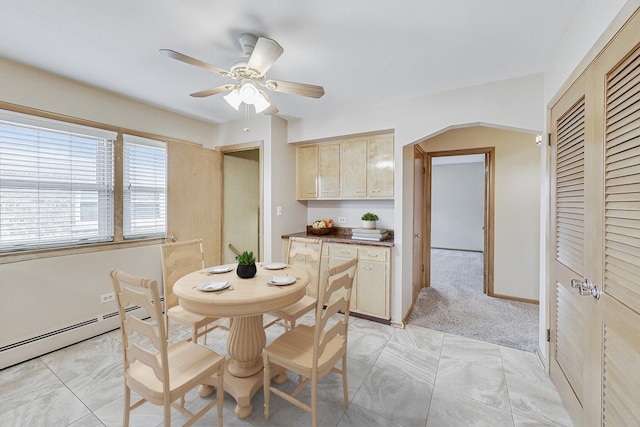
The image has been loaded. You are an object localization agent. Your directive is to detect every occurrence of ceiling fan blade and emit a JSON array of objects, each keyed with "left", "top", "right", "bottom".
[
  {"left": 190, "top": 84, "right": 236, "bottom": 98},
  {"left": 160, "top": 49, "right": 231, "bottom": 77},
  {"left": 265, "top": 79, "right": 325, "bottom": 98},
  {"left": 263, "top": 104, "right": 279, "bottom": 115},
  {"left": 246, "top": 37, "right": 284, "bottom": 76},
  {"left": 260, "top": 91, "right": 279, "bottom": 115}
]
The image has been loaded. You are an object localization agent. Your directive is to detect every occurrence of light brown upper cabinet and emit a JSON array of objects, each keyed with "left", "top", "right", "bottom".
[
  {"left": 296, "top": 134, "right": 394, "bottom": 200},
  {"left": 366, "top": 135, "right": 394, "bottom": 198},
  {"left": 341, "top": 138, "right": 368, "bottom": 198},
  {"left": 296, "top": 145, "right": 319, "bottom": 199},
  {"left": 318, "top": 143, "right": 341, "bottom": 198}
]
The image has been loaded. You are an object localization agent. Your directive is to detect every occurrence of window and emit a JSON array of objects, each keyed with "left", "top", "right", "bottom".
[
  {"left": 0, "top": 111, "right": 115, "bottom": 252},
  {"left": 123, "top": 135, "right": 167, "bottom": 239}
]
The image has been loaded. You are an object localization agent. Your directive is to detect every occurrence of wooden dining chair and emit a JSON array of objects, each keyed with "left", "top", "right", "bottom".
[
  {"left": 264, "top": 237, "right": 324, "bottom": 331},
  {"left": 263, "top": 257, "right": 358, "bottom": 427},
  {"left": 160, "top": 239, "right": 226, "bottom": 343},
  {"left": 110, "top": 269, "right": 224, "bottom": 427}
]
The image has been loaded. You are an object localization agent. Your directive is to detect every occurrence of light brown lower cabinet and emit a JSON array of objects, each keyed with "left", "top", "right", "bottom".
[{"left": 282, "top": 239, "right": 391, "bottom": 320}]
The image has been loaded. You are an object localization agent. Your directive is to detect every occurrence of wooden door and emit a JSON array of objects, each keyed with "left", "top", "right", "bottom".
[
  {"left": 595, "top": 21, "right": 640, "bottom": 426},
  {"left": 167, "top": 141, "right": 222, "bottom": 266},
  {"left": 549, "top": 77, "right": 590, "bottom": 423},
  {"left": 549, "top": 9, "right": 640, "bottom": 426},
  {"left": 413, "top": 146, "right": 425, "bottom": 300}
]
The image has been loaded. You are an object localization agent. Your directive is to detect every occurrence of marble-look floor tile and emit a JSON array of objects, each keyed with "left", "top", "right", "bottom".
[
  {"left": 513, "top": 413, "right": 567, "bottom": 427},
  {"left": 316, "top": 356, "right": 373, "bottom": 403},
  {"left": 40, "top": 334, "right": 122, "bottom": 383},
  {"left": 351, "top": 365, "right": 432, "bottom": 427},
  {"left": 246, "top": 379, "right": 294, "bottom": 425},
  {"left": 374, "top": 335, "right": 439, "bottom": 384},
  {"left": 440, "top": 334, "right": 503, "bottom": 369},
  {"left": 506, "top": 374, "right": 573, "bottom": 426},
  {"left": 349, "top": 316, "right": 395, "bottom": 340},
  {"left": 0, "top": 359, "right": 62, "bottom": 413},
  {"left": 500, "top": 346, "right": 552, "bottom": 386},
  {"left": 68, "top": 413, "right": 107, "bottom": 427},
  {"left": 93, "top": 394, "right": 166, "bottom": 427},
  {"left": 65, "top": 359, "right": 124, "bottom": 411},
  {"left": 252, "top": 386, "right": 347, "bottom": 427},
  {"left": 337, "top": 402, "right": 407, "bottom": 427},
  {"left": 426, "top": 388, "right": 514, "bottom": 427},
  {"left": 4, "top": 319, "right": 577, "bottom": 427},
  {"left": 435, "top": 355, "right": 511, "bottom": 411},
  {"left": 4, "top": 381, "right": 91, "bottom": 427},
  {"left": 346, "top": 329, "right": 389, "bottom": 365},
  {"left": 395, "top": 325, "right": 445, "bottom": 354}
]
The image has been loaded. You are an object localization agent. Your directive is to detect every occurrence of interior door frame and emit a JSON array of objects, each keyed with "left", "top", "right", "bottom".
[
  {"left": 424, "top": 147, "right": 495, "bottom": 295},
  {"left": 218, "top": 141, "right": 264, "bottom": 263},
  {"left": 413, "top": 145, "right": 426, "bottom": 300}
]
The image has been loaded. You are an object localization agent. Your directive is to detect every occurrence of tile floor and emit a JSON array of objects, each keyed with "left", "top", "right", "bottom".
[{"left": 0, "top": 313, "right": 573, "bottom": 427}]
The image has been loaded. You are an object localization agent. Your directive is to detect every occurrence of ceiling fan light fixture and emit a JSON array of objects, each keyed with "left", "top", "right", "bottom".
[
  {"left": 239, "top": 82, "right": 260, "bottom": 104},
  {"left": 223, "top": 88, "right": 242, "bottom": 110},
  {"left": 253, "top": 91, "right": 271, "bottom": 113}
]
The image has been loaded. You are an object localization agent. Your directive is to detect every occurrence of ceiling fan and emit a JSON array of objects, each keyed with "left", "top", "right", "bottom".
[{"left": 160, "top": 33, "right": 325, "bottom": 115}]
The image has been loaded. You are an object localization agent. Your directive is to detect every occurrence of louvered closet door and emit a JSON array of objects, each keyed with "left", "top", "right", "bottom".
[
  {"left": 549, "top": 80, "right": 592, "bottom": 424},
  {"left": 549, "top": 9, "right": 640, "bottom": 427},
  {"left": 597, "top": 36, "right": 640, "bottom": 427}
]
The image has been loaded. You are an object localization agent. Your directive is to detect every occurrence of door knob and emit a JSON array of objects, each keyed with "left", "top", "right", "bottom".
[
  {"left": 414, "top": 233, "right": 421, "bottom": 238},
  {"left": 571, "top": 278, "right": 601, "bottom": 300}
]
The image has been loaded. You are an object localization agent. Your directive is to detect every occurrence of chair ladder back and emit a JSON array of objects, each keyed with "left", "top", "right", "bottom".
[
  {"left": 111, "top": 269, "right": 170, "bottom": 384},
  {"left": 160, "top": 239, "right": 205, "bottom": 310},
  {"left": 313, "top": 258, "right": 357, "bottom": 362}
]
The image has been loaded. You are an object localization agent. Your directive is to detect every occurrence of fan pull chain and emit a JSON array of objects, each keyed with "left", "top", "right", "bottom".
[{"left": 243, "top": 103, "right": 250, "bottom": 132}]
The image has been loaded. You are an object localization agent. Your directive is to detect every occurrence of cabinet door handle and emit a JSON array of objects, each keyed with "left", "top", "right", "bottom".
[
  {"left": 362, "top": 266, "right": 373, "bottom": 271},
  {"left": 341, "top": 250, "right": 350, "bottom": 255},
  {"left": 368, "top": 253, "right": 378, "bottom": 258}
]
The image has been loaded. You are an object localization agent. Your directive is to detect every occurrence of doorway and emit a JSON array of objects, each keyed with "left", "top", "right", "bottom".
[
  {"left": 425, "top": 148, "right": 494, "bottom": 295},
  {"left": 222, "top": 147, "right": 261, "bottom": 264}
]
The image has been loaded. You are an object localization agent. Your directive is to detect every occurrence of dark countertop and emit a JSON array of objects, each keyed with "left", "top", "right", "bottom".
[{"left": 281, "top": 227, "right": 394, "bottom": 247}]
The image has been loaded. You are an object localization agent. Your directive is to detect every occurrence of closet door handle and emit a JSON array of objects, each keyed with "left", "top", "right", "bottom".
[{"left": 571, "top": 278, "right": 601, "bottom": 300}]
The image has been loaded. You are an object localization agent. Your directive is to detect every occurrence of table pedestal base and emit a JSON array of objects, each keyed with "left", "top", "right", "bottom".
[{"left": 199, "top": 360, "right": 288, "bottom": 419}]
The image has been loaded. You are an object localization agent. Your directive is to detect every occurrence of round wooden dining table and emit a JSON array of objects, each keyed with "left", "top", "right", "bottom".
[{"left": 173, "top": 263, "right": 309, "bottom": 418}]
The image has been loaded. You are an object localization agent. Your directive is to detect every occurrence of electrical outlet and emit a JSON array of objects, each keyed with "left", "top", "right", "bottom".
[
  {"left": 338, "top": 216, "right": 347, "bottom": 224},
  {"left": 100, "top": 292, "right": 115, "bottom": 304},
  {"left": 276, "top": 206, "right": 282, "bottom": 216}
]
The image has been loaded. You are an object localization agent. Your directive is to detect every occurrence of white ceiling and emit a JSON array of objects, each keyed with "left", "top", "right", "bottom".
[{"left": 0, "top": 0, "right": 584, "bottom": 124}]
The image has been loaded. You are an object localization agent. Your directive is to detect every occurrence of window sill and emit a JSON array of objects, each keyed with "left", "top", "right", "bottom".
[{"left": 0, "top": 237, "right": 166, "bottom": 265}]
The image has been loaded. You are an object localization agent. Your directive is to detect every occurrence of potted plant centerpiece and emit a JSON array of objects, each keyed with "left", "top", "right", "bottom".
[
  {"left": 236, "top": 250, "right": 257, "bottom": 279},
  {"left": 361, "top": 212, "right": 379, "bottom": 229}
]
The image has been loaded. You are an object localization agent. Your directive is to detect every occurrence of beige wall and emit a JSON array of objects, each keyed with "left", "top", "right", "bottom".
[
  {"left": 0, "top": 57, "right": 219, "bottom": 369},
  {"left": 214, "top": 116, "right": 308, "bottom": 263},
  {"left": 421, "top": 126, "right": 541, "bottom": 301}
]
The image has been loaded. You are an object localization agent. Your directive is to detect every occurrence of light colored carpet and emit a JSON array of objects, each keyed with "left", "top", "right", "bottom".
[{"left": 408, "top": 249, "right": 539, "bottom": 353}]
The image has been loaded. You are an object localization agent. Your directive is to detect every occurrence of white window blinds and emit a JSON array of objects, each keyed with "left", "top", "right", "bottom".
[
  {"left": 122, "top": 134, "right": 167, "bottom": 239},
  {"left": 0, "top": 110, "right": 116, "bottom": 252}
]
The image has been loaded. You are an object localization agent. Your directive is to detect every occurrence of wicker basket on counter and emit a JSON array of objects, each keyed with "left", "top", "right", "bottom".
[{"left": 306, "top": 225, "right": 334, "bottom": 235}]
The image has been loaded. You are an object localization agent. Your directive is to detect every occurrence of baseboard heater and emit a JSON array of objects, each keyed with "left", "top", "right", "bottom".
[{"left": 0, "top": 305, "right": 144, "bottom": 370}]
